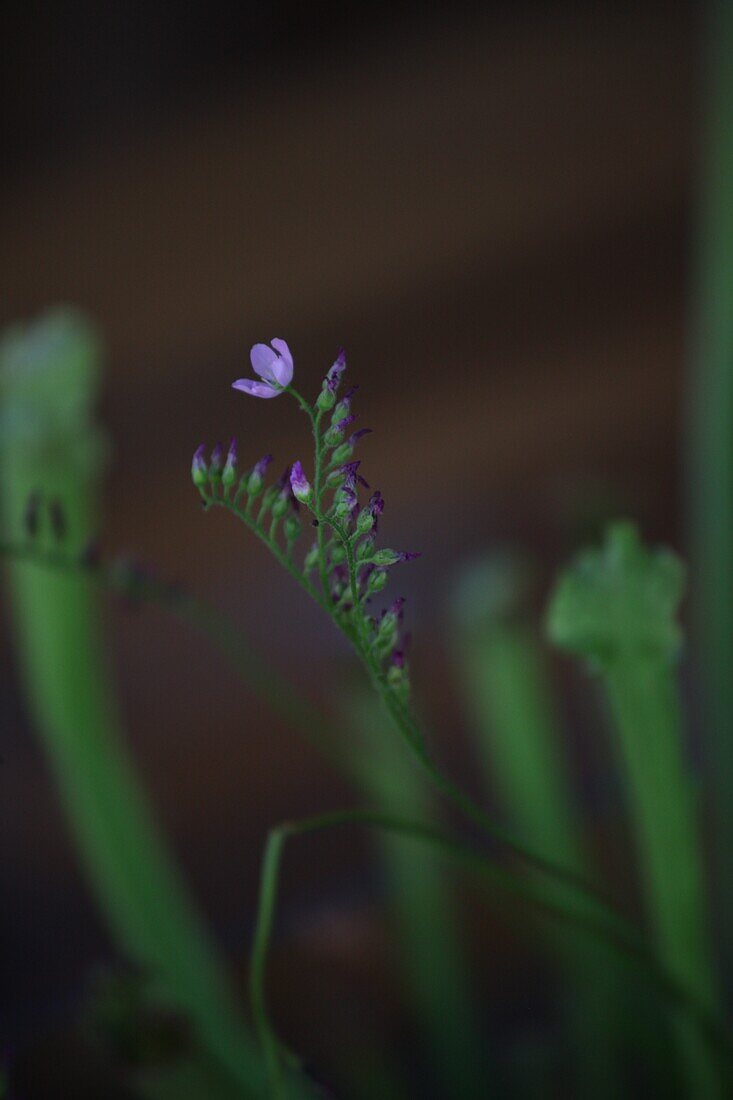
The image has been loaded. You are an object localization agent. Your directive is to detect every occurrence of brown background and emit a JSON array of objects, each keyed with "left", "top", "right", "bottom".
[{"left": 1, "top": 0, "right": 699, "bottom": 1077}]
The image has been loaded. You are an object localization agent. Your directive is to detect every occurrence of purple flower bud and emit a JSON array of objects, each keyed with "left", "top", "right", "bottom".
[
  {"left": 335, "top": 413, "right": 356, "bottom": 433},
  {"left": 290, "top": 460, "right": 312, "bottom": 503},
  {"left": 246, "top": 453, "right": 273, "bottom": 496},
  {"left": 368, "top": 490, "right": 384, "bottom": 518},
  {"left": 344, "top": 385, "right": 359, "bottom": 401},
  {"left": 222, "top": 438, "right": 238, "bottom": 487},
  {"left": 326, "top": 348, "right": 347, "bottom": 393},
  {"left": 391, "top": 649, "right": 406, "bottom": 670},
  {"left": 340, "top": 460, "right": 369, "bottom": 490},
  {"left": 349, "top": 428, "right": 372, "bottom": 446},
  {"left": 398, "top": 552, "right": 422, "bottom": 563},
  {"left": 210, "top": 442, "right": 224, "bottom": 477},
  {"left": 254, "top": 454, "right": 273, "bottom": 479},
  {"left": 191, "top": 444, "right": 208, "bottom": 488},
  {"left": 388, "top": 596, "right": 406, "bottom": 620}
]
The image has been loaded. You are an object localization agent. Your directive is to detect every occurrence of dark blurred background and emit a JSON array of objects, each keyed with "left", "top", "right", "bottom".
[{"left": 1, "top": 0, "right": 700, "bottom": 1089}]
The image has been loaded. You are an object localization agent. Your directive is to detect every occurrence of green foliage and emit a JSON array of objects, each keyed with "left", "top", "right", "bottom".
[{"left": 546, "top": 521, "right": 685, "bottom": 670}]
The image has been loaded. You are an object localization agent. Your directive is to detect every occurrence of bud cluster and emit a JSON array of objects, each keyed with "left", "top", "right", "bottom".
[{"left": 194, "top": 339, "right": 422, "bottom": 704}]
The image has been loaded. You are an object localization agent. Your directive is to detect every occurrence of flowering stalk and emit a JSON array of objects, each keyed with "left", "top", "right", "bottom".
[
  {"left": 203, "top": 346, "right": 677, "bottom": 916},
  {"left": 200, "top": 342, "right": 733, "bottom": 1091}
]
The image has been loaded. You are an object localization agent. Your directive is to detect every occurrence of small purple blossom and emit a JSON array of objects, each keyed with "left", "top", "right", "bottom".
[
  {"left": 232, "top": 339, "right": 294, "bottom": 398},
  {"left": 367, "top": 490, "right": 384, "bottom": 520},
  {"left": 349, "top": 427, "right": 372, "bottom": 446},
  {"left": 326, "top": 348, "right": 347, "bottom": 393},
  {"left": 391, "top": 649, "right": 406, "bottom": 670},
  {"left": 398, "top": 551, "right": 422, "bottom": 563},
  {"left": 340, "top": 460, "right": 370, "bottom": 490},
  {"left": 290, "top": 460, "right": 312, "bottom": 503},
  {"left": 335, "top": 413, "right": 356, "bottom": 433}
]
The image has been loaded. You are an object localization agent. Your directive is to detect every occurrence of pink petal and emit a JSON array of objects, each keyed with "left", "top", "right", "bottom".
[
  {"left": 250, "top": 343, "right": 279, "bottom": 383},
  {"left": 232, "top": 378, "right": 281, "bottom": 398}
]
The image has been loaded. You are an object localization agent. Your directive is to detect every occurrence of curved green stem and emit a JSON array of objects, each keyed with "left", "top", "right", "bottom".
[{"left": 249, "top": 809, "right": 733, "bottom": 1098}]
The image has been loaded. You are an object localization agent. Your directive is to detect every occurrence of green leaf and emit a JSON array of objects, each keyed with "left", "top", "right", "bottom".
[{"left": 546, "top": 521, "right": 685, "bottom": 669}]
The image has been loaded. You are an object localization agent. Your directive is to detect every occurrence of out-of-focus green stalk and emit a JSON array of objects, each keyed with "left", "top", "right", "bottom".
[
  {"left": 0, "top": 312, "right": 264, "bottom": 1095},
  {"left": 451, "top": 556, "right": 619, "bottom": 1095},
  {"left": 604, "top": 661, "right": 721, "bottom": 1095},
  {"left": 347, "top": 695, "right": 486, "bottom": 1099},
  {"left": 548, "top": 523, "right": 722, "bottom": 1096},
  {"left": 689, "top": 0, "right": 733, "bottom": 968}
]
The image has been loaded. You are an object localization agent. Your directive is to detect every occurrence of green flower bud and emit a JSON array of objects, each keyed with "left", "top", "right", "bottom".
[
  {"left": 330, "top": 442, "right": 354, "bottom": 466},
  {"left": 356, "top": 509, "right": 374, "bottom": 535},
  {"left": 316, "top": 385, "right": 337, "bottom": 412},
  {"left": 284, "top": 513, "right": 301, "bottom": 543},
  {"left": 373, "top": 549, "right": 400, "bottom": 566}
]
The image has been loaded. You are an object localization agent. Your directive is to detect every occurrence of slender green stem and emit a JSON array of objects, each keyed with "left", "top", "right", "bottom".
[
  {"left": 0, "top": 539, "right": 348, "bottom": 774},
  {"left": 250, "top": 828, "right": 288, "bottom": 1100},
  {"left": 249, "top": 808, "right": 733, "bottom": 1098},
  {"left": 689, "top": 0, "right": 733, "bottom": 970},
  {"left": 288, "top": 385, "right": 332, "bottom": 605},
  {"left": 604, "top": 660, "right": 723, "bottom": 1095}
]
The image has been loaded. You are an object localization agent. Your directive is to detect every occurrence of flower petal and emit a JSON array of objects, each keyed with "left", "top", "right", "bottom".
[
  {"left": 250, "top": 343, "right": 279, "bottom": 383},
  {"left": 269, "top": 339, "right": 293, "bottom": 386},
  {"left": 232, "top": 378, "right": 281, "bottom": 398}
]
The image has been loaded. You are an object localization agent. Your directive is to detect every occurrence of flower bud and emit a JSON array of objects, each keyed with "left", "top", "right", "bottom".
[
  {"left": 323, "top": 425, "right": 345, "bottom": 448},
  {"left": 290, "top": 461, "right": 312, "bottom": 504},
  {"left": 209, "top": 442, "right": 224, "bottom": 481},
  {"left": 356, "top": 534, "right": 375, "bottom": 561},
  {"left": 331, "top": 399, "right": 351, "bottom": 424},
  {"left": 356, "top": 509, "right": 375, "bottom": 535},
  {"left": 330, "top": 543, "right": 346, "bottom": 564},
  {"left": 330, "top": 441, "right": 354, "bottom": 466},
  {"left": 191, "top": 444, "right": 208, "bottom": 488},
  {"left": 284, "top": 513, "right": 301, "bottom": 543},
  {"left": 366, "top": 567, "right": 388, "bottom": 595},
  {"left": 304, "top": 541, "right": 320, "bottom": 572},
  {"left": 247, "top": 453, "right": 273, "bottom": 497},
  {"left": 373, "top": 548, "right": 400, "bottom": 566},
  {"left": 222, "top": 438, "right": 238, "bottom": 488},
  {"left": 271, "top": 494, "right": 289, "bottom": 519},
  {"left": 316, "top": 385, "right": 337, "bottom": 411}
]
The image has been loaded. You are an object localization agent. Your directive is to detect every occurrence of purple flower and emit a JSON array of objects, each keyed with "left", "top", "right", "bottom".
[
  {"left": 326, "top": 348, "right": 347, "bottom": 393},
  {"left": 232, "top": 339, "right": 294, "bottom": 399},
  {"left": 290, "top": 460, "right": 312, "bottom": 503},
  {"left": 349, "top": 427, "right": 372, "bottom": 446},
  {"left": 367, "top": 490, "right": 384, "bottom": 520},
  {"left": 335, "top": 413, "right": 356, "bottom": 433},
  {"left": 340, "top": 460, "right": 370, "bottom": 490}
]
